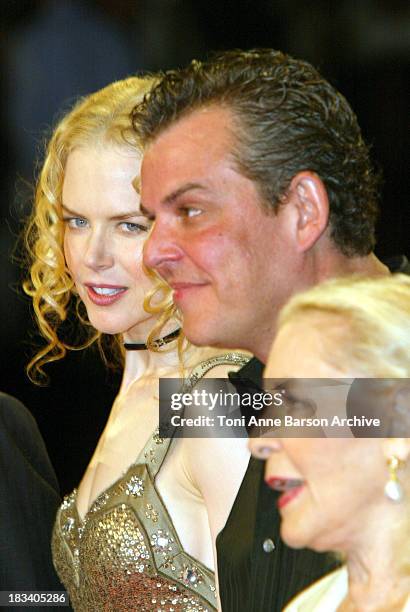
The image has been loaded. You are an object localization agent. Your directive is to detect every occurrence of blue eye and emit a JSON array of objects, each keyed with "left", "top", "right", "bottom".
[
  {"left": 63, "top": 217, "right": 88, "bottom": 229},
  {"left": 120, "top": 222, "right": 149, "bottom": 233}
]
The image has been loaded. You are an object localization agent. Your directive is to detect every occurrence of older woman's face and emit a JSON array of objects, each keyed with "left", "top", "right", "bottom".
[
  {"left": 62, "top": 145, "right": 153, "bottom": 340},
  {"left": 252, "top": 436, "right": 386, "bottom": 552},
  {"left": 249, "top": 317, "right": 388, "bottom": 552}
]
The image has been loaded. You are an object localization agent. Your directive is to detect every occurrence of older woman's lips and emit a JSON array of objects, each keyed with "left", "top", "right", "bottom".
[{"left": 266, "top": 477, "right": 305, "bottom": 509}]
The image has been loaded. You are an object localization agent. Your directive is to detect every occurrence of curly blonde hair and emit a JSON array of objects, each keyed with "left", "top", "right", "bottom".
[{"left": 23, "top": 76, "right": 177, "bottom": 383}]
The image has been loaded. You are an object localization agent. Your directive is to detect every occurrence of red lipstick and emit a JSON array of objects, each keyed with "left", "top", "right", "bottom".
[
  {"left": 277, "top": 486, "right": 304, "bottom": 509},
  {"left": 266, "top": 477, "right": 305, "bottom": 509}
]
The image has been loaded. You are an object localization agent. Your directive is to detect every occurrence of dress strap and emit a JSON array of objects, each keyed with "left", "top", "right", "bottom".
[
  {"left": 139, "top": 352, "right": 249, "bottom": 479},
  {"left": 182, "top": 353, "right": 250, "bottom": 393}
]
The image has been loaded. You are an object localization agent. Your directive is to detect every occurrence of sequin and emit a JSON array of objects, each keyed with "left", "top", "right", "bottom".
[
  {"left": 62, "top": 516, "right": 75, "bottom": 534},
  {"left": 151, "top": 530, "right": 174, "bottom": 554},
  {"left": 89, "top": 491, "right": 109, "bottom": 513},
  {"left": 180, "top": 565, "right": 203, "bottom": 587},
  {"left": 153, "top": 430, "right": 164, "bottom": 445},
  {"left": 145, "top": 503, "right": 159, "bottom": 523},
  {"left": 124, "top": 475, "right": 144, "bottom": 497}
]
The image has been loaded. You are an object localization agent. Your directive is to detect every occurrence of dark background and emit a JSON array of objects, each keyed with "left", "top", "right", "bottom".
[{"left": 1, "top": 0, "right": 409, "bottom": 495}]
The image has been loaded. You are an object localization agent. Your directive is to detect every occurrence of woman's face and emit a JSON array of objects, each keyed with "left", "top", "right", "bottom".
[
  {"left": 249, "top": 317, "right": 387, "bottom": 552},
  {"left": 62, "top": 145, "right": 153, "bottom": 340}
]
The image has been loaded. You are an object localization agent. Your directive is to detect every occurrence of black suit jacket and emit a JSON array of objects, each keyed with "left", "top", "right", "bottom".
[{"left": 0, "top": 392, "right": 62, "bottom": 592}]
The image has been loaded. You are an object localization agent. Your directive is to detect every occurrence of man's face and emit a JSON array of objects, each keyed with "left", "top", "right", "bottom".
[{"left": 141, "top": 106, "right": 295, "bottom": 357}]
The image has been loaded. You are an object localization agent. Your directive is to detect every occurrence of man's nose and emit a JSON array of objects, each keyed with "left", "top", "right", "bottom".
[
  {"left": 84, "top": 231, "right": 114, "bottom": 271},
  {"left": 143, "top": 221, "right": 183, "bottom": 273}
]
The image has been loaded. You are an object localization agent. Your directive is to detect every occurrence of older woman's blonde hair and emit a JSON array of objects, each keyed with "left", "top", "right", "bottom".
[
  {"left": 278, "top": 273, "right": 410, "bottom": 378},
  {"left": 23, "top": 76, "right": 177, "bottom": 383}
]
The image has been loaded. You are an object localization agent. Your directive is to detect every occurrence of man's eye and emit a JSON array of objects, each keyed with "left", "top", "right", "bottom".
[
  {"left": 179, "top": 207, "right": 202, "bottom": 218},
  {"left": 63, "top": 217, "right": 88, "bottom": 229},
  {"left": 120, "top": 222, "right": 149, "bottom": 233}
]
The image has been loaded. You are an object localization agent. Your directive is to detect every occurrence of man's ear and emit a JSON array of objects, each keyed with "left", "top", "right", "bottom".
[{"left": 286, "top": 171, "right": 330, "bottom": 252}]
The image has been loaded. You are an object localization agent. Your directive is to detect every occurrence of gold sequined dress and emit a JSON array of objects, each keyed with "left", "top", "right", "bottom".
[{"left": 52, "top": 354, "right": 248, "bottom": 611}]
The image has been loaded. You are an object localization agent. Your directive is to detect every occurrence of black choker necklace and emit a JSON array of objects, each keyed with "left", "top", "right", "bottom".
[{"left": 123, "top": 328, "right": 180, "bottom": 351}]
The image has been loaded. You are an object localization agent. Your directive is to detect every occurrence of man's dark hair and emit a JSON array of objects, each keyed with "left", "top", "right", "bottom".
[{"left": 132, "top": 49, "right": 379, "bottom": 256}]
